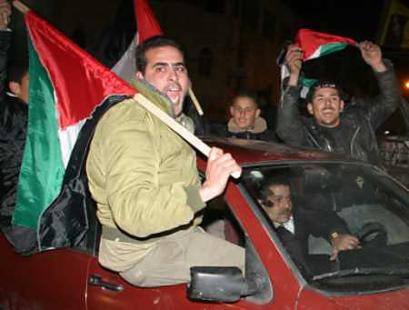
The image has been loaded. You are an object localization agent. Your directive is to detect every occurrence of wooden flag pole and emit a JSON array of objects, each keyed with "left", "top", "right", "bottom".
[
  {"left": 188, "top": 87, "right": 204, "bottom": 116},
  {"left": 135, "top": 93, "right": 210, "bottom": 155},
  {"left": 12, "top": 0, "right": 30, "bottom": 14},
  {"left": 134, "top": 93, "right": 240, "bottom": 178},
  {"left": 12, "top": 0, "right": 239, "bottom": 179}
]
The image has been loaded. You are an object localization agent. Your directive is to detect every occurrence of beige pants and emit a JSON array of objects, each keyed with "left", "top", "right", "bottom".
[{"left": 115, "top": 226, "right": 245, "bottom": 287}]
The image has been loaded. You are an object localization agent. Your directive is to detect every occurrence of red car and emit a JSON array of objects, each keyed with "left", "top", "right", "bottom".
[{"left": 2, "top": 138, "right": 409, "bottom": 309}]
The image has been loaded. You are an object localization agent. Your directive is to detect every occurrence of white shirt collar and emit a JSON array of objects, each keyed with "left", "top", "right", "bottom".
[{"left": 274, "top": 216, "right": 295, "bottom": 234}]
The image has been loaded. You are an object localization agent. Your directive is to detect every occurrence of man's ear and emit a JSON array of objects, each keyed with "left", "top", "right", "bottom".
[
  {"left": 9, "top": 81, "right": 21, "bottom": 96},
  {"left": 136, "top": 71, "right": 144, "bottom": 80},
  {"left": 255, "top": 108, "right": 261, "bottom": 118},
  {"left": 257, "top": 199, "right": 265, "bottom": 207},
  {"left": 229, "top": 105, "right": 235, "bottom": 117},
  {"left": 340, "top": 100, "right": 345, "bottom": 112},
  {"left": 307, "top": 103, "right": 314, "bottom": 115}
]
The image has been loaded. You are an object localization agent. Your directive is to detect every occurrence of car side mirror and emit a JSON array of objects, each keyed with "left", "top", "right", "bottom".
[
  {"left": 187, "top": 266, "right": 256, "bottom": 303},
  {"left": 187, "top": 235, "right": 273, "bottom": 304}
]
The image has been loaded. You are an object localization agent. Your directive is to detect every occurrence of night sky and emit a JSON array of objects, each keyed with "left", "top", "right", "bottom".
[{"left": 286, "top": 0, "right": 386, "bottom": 41}]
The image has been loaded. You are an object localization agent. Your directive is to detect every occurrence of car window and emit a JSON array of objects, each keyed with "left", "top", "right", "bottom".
[
  {"left": 199, "top": 193, "right": 272, "bottom": 304},
  {"left": 200, "top": 196, "right": 244, "bottom": 246},
  {"left": 242, "top": 162, "right": 409, "bottom": 293}
]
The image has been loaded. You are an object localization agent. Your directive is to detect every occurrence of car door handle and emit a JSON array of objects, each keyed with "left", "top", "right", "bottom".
[{"left": 89, "top": 274, "right": 124, "bottom": 292}]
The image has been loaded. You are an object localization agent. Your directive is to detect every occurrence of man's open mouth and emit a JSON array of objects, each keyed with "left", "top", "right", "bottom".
[{"left": 165, "top": 85, "right": 182, "bottom": 103}]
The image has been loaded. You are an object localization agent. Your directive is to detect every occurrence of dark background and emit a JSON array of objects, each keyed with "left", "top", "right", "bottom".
[{"left": 9, "top": 0, "right": 409, "bottom": 121}]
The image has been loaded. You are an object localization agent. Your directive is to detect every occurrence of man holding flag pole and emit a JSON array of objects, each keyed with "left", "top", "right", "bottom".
[
  {"left": 86, "top": 35, "right": 244, "bottom": 287},
  {"left": 277, "top": 30, "right": 401, "bottom": 165},
  {"left": 9, "top": 0, "right": 244, "bottom": 286},
  {"left": 89, "top": 0, "right": 244, "bottom": 287}
]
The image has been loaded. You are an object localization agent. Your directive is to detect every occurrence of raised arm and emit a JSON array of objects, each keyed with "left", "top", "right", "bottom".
[
  {"left": 276, "top": 45, "right": 308, "bottom": 146},
  {"left": 358, "top": 41, "right": 401, "bottom": 128}
]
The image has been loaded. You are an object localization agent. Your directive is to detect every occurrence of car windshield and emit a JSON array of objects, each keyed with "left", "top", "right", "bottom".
[{"left": 242, "top": 162, "right": 409, "bottom": 292}]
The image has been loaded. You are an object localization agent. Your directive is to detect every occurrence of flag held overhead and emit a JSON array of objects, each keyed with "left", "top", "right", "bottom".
[
  {"left": 278, "top": 29, "right": 358, "bottom": 99},
  {"left": 295, "top": 28, "right": 357, "bottom": 61}
]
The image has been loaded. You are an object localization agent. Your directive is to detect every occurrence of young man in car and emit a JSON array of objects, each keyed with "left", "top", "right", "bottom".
[
  {"left": 276, "top": 41, "right": 401, "bottom": 165},
  {"left": 86, "top": 36, "right": 244, "bottom": 287},
  {"left": 258, "top": 177, "right": 359, "bottom": 268}
]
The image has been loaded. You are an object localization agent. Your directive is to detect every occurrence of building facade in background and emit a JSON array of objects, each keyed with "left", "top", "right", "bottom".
[
  {"left": 11, "top": 0, "right": 299, "bottom": 122},
  {"left": 152, "top": 0, "right": 299, "bottom": 120}
]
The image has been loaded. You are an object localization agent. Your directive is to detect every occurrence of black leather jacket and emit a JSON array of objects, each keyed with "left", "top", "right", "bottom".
[
  {"left": 0, "top": 31, "right": 28, "bottom": 226},
  {"left": 276, "top": 61, "right": 401, "bottom": 165}
]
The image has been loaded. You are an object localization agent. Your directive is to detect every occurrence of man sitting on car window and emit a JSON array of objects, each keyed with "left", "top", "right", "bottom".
[
  {"left": 258, "top": 177, "right": 360, "bottom": 271},
  {"left": 86, "top": 36, "right": 244, "bottom": 287}
]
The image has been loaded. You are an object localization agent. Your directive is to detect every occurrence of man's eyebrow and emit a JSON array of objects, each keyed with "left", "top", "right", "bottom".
[
  {"left": 172, "top": 62, "right": 186, "bottom": 67},
  {"left": 152, "top": 62, "right": 169, "bottom": 67},
  {"left": 151, "top": 62, "right": 186, "bottom": 68}
]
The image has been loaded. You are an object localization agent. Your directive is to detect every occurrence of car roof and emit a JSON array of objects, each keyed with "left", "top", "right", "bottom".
[{"left": 201, "top": 137, "right": 353, "bottom": 166}]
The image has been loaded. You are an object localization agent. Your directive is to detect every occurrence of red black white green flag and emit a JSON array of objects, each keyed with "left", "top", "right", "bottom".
[
  {"left": 112, "top": 0, "right": 163, "bottom": 81},
  {"left": 13, "top": 10, "right": 135, "bottom": 231},
  {"left": 280, "top": 29, "right": 357, "bottom": 96},
  {"left": 295, "top": 28, "right": 357, "bottom": 61}
]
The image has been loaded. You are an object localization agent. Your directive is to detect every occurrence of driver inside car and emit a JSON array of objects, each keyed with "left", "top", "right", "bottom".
[{"left": 258, "top": 176, "right": 360, "bottom": 273}]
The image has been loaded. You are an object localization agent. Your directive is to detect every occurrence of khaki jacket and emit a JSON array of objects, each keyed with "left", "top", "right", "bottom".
[{"left": 86, "top": 90, "right": 205, "bottom": 271}]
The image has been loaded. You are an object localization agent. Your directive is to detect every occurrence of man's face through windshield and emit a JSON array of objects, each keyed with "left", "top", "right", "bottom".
[
  {"left": 244, "top": 162, "right": 409, "bottom": 291},
  {"left": 262, "top": 184, "right": 293, "bottom": 225}
]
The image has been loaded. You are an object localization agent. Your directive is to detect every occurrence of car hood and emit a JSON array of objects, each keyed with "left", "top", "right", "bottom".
[{"left": 297, "top": 286, "right": 409, "bottom": 309}]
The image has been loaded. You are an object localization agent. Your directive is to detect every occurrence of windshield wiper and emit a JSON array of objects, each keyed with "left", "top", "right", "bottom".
[{"left": 313, "top": 266, "right": 409, "bottom": 281}]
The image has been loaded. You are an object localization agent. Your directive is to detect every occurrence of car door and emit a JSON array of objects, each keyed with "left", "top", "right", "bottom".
[
  {"left": 84, "top": 183, "right": 278, "bottom": 309},
  {"left": 0, "top": 234, "right": 92, "bottom": 310},
  {"left": 86, "top": 258, "right": 188, "bottom": 309}
]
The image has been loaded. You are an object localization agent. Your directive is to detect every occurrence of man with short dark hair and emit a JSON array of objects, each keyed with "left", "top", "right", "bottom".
[
  {"left": 86, "top": 35, "right": 244, "bottom": 287},
  {"left": 227, "top": 92, "right": 276, "bottom": 140},
  {"left": 276, "top": 41, "right": 401, "bottom": 165},
  {"left": 210, "top": 92, "right": 276, "bottom": 141},
  {"left": 7, "top": 59, "right": 29, "bottom": 104},
  {"left": 135, "top": 36, "right": 183, "bottom": 75}
]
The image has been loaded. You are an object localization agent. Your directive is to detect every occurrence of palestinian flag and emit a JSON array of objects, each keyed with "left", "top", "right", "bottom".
[
  {"left": 280, "top": 29, "right": 358, "bottom": 97},
  {"left": 295, "top": 28, "right": 357, "bottom": 61},
  {"left": 111, "top": 0, "right": 163, "bottom": 81},
  {"left": 12, "top": 10, "right": 135, "bottom": 230}
]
